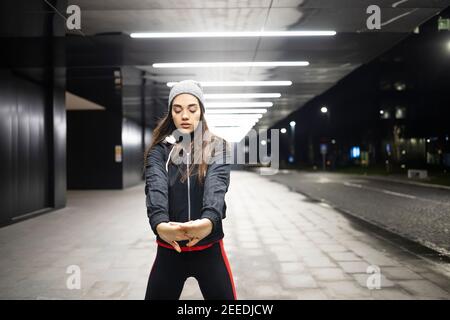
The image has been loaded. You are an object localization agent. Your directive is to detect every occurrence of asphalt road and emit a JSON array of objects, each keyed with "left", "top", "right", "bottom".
[{"left": 265, "top": 170, "right": 450, "bottom": 256}]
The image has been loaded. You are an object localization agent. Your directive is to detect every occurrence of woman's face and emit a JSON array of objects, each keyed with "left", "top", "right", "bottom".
[{"left": 171, "top": 93, "right": 202, "bottom": 134}]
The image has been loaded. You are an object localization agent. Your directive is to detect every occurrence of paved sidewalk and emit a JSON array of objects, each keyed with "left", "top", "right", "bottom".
[{"left": 0, "top": 171, "right": 449, "bottom": 299}]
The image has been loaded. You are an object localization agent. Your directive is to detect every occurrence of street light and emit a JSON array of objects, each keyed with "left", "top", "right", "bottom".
[
  {"left": 289, "top": 121, "right": 296, "bottom": 163},
  {"left": 281, "top": 128, "right": 287, "bottom": 134},
  {"left": 320, "top": 106, "right": 328, "bottom": 113}
]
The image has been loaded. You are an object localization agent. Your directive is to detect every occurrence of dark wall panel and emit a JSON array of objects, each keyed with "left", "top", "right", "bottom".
[
  {"left": 0, "top": 70, "right": 50, "bottom": 224},
  {"left": 16, "top": 75, "right": 49, "bottom": 215},
  {"left": 0, "top": 70, "right": 16, "bottom": 222},
  {"left": 52, "top": 77, "right": 67, "bottom": 208},
  {"left": 0, "top": 0, "right": 66, "bottom": 226}
]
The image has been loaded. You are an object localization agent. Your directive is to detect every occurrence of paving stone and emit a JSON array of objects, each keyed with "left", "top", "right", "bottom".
[
  {"left": 397, "top": 280, "right": 450, "bottom": 299},
  {"left": 419, "top": 272, "right": 450, "bottom": 292},
  {"left": 310, "top": 268, "right": 352, "bottom": 281},
  {"left": 85, "top": 281, "right": 129, "bottom": 299},
  {"left": 303, "top": 256, "right": 337, "bottom": 268},
  {"left": 321, "top": 281, "right": 372, "bottom": 299},
  {"left": 328, "top": 252, "right": 362, "bottom": 262},
  {"left": 272, "top": 250, "right": 301, "bottom": 262},
  {"left": 363, "top": 254, "right": 402, "bottom": 267},
  {"left": 338, "top": 261, "right": 372, "bottom": 274},
  {"left": 368, "top": 288, "right": 414, "bottom": 300},
  {"left": 381, "top": 267, "right": 423, "bottom": 280},
  {"left": 280, "top": 274, "right": 318, "bottom": 289},
  {"left": 251, "top": 284, "right": 285, "bottom": 299},
  {"left": 295, "top": 288, "right": 330, "bottom": 300},
  {"left": 318, "top": 244, "right": 349, "bottom": 253},
  {"left": 279, "top": 262, "right": 306, "bottom": 274}
]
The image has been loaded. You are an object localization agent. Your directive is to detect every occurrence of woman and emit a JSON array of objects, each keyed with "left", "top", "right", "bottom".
[{"left": 143, "top": 80, "right": 237, "bottom": 300}]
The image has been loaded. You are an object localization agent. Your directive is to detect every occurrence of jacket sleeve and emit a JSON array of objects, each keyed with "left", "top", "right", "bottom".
[
  {"left": 201, "top": 143, "right": 231, "bottom": 234},
  {"left": 145, "top": 143, "right": 170, "bottom": 235}
]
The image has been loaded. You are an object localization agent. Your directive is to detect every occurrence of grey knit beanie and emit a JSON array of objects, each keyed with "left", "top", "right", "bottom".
[{"left": 168, "top": 80, "right": 205, "bottom": 112}]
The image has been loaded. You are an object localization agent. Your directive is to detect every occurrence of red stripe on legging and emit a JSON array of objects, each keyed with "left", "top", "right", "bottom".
[{"left": 218, "top": 239, "right": 237, "bottom": 300}]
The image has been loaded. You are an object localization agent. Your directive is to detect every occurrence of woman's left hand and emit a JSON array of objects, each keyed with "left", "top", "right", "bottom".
[{"left": 179, "top": 218, "right": 213, "bottom": 247}]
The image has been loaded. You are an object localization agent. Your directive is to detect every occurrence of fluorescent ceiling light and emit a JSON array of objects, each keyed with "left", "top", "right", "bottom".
[
  {"left": 211, "top": 124, "right": 255, "bottom": 130},
  {"left": 154, "top": 61, "right": 308, "bottom": 68},
  {"left": 206, "top": 114, "right": 262, "bottom": 125},
  {"left": 131, "top": 31, "right": 336, "bottom": 38},
  {"left": 205, "top": 114, "right": 263, "bottom": 120},
  {"left": 209, "top": 126, "right": 257, "bottom": 133},
  {"left": 206, "top": 119, "right": 258, "bottom": 125},
  {"left": 206, "top": 102, "right": 273, "bottom": 108},
  {"left": 205, "top": 108, "right": 267, "bottom": 114},
  {"left": 204, "top": 93, "right": 281, "bottom": 99},
  {"left": 206, "top": 116, "right": 259, "bottom": 121},
  {"left": 167, "top": 81, "right": 292, "bottom": 87},
  {"left": 206, "top": 117, "right": 259, "bottom": 122},
  {"left": 206, "top": 113, "right": 262, "bottom": 118}
]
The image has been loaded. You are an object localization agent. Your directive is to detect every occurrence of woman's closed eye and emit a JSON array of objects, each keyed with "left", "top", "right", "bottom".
[{"left": 173, "top": 107, "right": 197, "bottom": 113}]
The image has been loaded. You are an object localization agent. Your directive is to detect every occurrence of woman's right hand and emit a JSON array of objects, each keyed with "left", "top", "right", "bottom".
[{"left": 156, "top": 222, "right": 191, "bottom": 253}]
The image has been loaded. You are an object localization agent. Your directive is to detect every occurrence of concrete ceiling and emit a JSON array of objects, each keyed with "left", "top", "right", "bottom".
[{"left": 67, "top": 0, "right": 450, "bottom": 140}]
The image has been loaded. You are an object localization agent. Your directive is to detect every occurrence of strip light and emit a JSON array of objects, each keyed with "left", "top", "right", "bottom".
[
  {"left": 153, "top": 61, "right": 309, "bottom": 68},
  {"left": 204, "top": 93, "right": 281, "bottom": 99},
  {"left": 205, "top": 114, "right": 263, "bottom": 120},
  {"left": 131, "top": 31, "right": 336, "bottom": 38},
  {"left": 167, "top": 81, "right": 292, "bottom": 87},
  {"left": 205, "top": 108, "right": 267, "bottom": 114},
  {"left": 206, "top": 102, "right": 273, "bottom": 108},
  {"left": 206, "top": 119, "right": 259, "bottom": 125}
]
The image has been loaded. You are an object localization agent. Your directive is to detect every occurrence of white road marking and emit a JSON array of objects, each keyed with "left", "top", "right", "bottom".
[
  {"left": 392, "top": 0, "right": 409, "bottom": 8},
  {"left": 343, "top": 182, "right": 363, "bottom": 188},
  {"left": 341, "top": 180, "right": 450, "bottom": 206},
  {"left": 382, "top": 190, "right": 417, "bottom": 199}
]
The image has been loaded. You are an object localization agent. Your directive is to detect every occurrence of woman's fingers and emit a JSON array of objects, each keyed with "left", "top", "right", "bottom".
[
  {"left": 171, "top": 240, "right": 181, "bottom": 253},
  {"left": 186, "top": 237, "right": 200, "bottom": 247}
]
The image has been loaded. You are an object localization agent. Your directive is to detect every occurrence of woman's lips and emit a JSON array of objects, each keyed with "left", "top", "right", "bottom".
[{"left": 181, "top": 124, "right": 191, "bottom": 128}]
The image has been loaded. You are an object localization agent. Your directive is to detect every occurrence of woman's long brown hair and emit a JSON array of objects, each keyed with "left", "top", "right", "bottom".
[{"left": 143, "top": 100, "right": 229, "bottom": 185}]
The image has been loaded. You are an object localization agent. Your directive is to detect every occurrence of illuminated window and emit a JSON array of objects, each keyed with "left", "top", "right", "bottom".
[
  {"left": 395, "top": 106, "right": 406, "bottom": 119},
  {"left": 350, "top": 147, "right": 360, "bottom": 159}
]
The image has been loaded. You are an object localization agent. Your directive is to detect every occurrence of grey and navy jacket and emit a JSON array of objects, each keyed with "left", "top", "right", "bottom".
[{"left": 145, "top": 134, "right": 231, "bottom": 248}]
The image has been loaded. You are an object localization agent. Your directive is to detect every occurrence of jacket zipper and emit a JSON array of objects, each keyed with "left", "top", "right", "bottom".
[{"left": 186, "top": 150, "right": 191, "bottom": 221}]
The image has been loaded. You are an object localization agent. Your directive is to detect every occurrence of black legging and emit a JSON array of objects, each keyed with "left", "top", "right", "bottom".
[{"left": 145, "top": 239, "right": 237, "bottom": 300}]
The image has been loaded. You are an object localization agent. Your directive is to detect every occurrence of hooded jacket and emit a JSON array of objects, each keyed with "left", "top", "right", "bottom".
[{"left": 145, "top": 134, "right": 231, "bottom": 248}]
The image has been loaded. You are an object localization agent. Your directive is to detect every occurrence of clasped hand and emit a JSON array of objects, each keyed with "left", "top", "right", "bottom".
[{"left": 156, "top": 218, "right": 213, "bottom": 253}]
